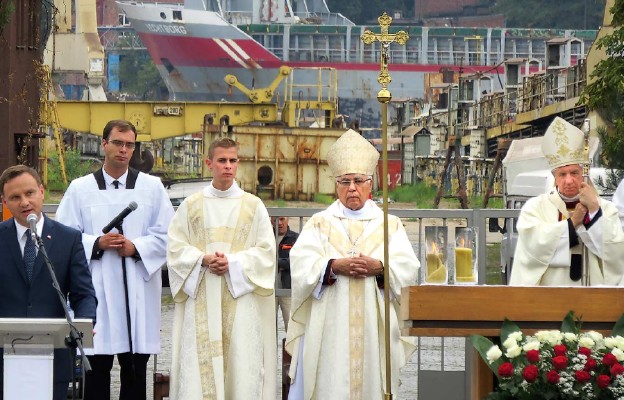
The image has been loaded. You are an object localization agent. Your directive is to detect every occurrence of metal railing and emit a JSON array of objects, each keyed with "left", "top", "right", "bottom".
[
  {"left": 265, "top": 207, "right": 520, "bottom": 287},
  {"left": 43, "top": 204, "right": 520, "bottom": 288}
]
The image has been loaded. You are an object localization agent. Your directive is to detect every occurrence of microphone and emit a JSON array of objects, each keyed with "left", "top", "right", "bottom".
[
  {"left": 27, "top": 213, "right": 38, "bottom": 241},
  {"left": 102, "top": 202, "right": 138, "bottom": 234}
]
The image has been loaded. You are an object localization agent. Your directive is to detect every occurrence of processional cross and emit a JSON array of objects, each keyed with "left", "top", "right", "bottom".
[
  {"left": 361, "top": 12, "right": 409, "bottom": 100},
  {"left": 361, "top": 12, "right": 408, "bottom": 400}
]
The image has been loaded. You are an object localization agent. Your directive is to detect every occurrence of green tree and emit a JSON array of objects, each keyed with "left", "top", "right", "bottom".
[
  {"left": 582, "top": 0, "right": 624, "bottom": 185},
  {"left": 326, "top": 0, "right": 362, "bottom": 22},
  {"left": 327, "top": 0, "right": 412, "bottom": 24},
  {"left": 494, "top": 0, "right": 606, "bottom": 29},
  {"left": 47, "top": 148, "right": 99, "bottom": 191},
  {"left": 0, "top": 1, "right": 14, "bottom": 31},
  {"left": 118, "top": 49, "right": 168, "bottom": 100}
]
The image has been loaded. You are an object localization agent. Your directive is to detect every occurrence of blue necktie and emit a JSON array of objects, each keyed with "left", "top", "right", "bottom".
[{"left": 24, "top": 229, "right": 36, "bottom": 282}]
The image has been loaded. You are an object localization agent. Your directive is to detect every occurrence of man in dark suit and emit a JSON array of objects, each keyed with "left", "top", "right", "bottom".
[
  {"left": 272, "top": 216, "right": 299, "bottom": 331},
  {"left": 0, "top": 165, "right": 97, "bottom": 400}
]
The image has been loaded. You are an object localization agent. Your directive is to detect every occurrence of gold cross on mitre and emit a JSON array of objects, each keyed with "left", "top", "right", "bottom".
[{"left": 360, "top": 12, "right": 409, "bottom": 101}]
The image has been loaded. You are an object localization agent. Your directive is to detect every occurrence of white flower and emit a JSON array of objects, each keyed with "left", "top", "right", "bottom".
[
  {"left": 522, "top": 340, "right": 541, "bottom": 351},
  {"left": 508, "top": 331, "right": 523, "bottom": 342},
  {"left": 578, "top": 336, "right": 595, "bottom": 349},
  {"left": 534, "top": 331, "right": 548, "bottom": 342},
  {"left": 502, "top": 331, "right": 522, "bottom": 349},
  {"left": 505, "top": 344, "right": 522, "bottom": 358},
  {"left": 615, "top": 336, "right": 624, "bottom": 351},
  {"left": 605, "top": 337, "right": 617, "bottom": 349},
  {"left": 612, "top": 347, "right": 624, "bottom": 362},
  {"left": 535, "top": 330, "right": 563, "bottom": 345},
  {"left": 564, "top": 332, "right": 577, "bottom": 342},
  {"left": 486, "top": 345, "right": 502, "bottom": 364},
  {"left": 503, "top": 337, "right": 516, "bottom": 349},
  {"left": 587, "top": 331, "right": 603, "bottom": 342}
]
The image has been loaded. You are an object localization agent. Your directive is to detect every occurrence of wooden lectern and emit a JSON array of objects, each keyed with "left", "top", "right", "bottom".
[{"left": 400, "top": 286, "right": 624, "bottom": 399}]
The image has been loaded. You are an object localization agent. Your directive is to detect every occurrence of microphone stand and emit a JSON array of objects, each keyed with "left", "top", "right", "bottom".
[
  {"left": 34, "top": 233, "right": 91, "bottom": 400},
  {"left": 114, "top": 221, "right": 137, "bottom": 393}
]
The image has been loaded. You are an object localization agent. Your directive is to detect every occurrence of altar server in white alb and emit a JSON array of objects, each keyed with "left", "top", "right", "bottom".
[
  {"left": 166, "top": 137, "right": 277, "bottom": 400},
  {"left": 510, "top": 117, "right": 624, "bottom": 286},
  {"left": 285, "top": 129, "right": 419, "bottom": 399},
  {"left": 55, "top": 120, "right": 175, "bottom": 400}
]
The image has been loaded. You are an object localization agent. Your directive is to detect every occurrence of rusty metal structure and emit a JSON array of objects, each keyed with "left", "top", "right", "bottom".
[
  {"left": 203, "top": 124, "right": 344, "bottom": 200},
  {"left": 0, "top": 1, "right": 50, "bottom": 173},
  {"left": 51, "top": 66, "right": 345, "bottom": 200},
  {"left": 406, "top": 35, "right": 591, "bottom": 203}
]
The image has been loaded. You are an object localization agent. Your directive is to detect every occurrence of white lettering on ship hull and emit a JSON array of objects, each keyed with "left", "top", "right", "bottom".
[{"left": 145, "top": 23, "right": 188, "bottom": 35}]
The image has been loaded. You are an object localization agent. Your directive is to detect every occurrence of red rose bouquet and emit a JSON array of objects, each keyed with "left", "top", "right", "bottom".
[{"left": 470, "top": 311, "right": 624, "bottom": 399}]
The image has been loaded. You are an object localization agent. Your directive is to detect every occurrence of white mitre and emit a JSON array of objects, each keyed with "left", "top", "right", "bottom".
[
  {"left": 542, "top": 117, "right": 585, "bottom": 170},
  {"left": 327, "top": 129, "right": 380, "bottom": 176}
]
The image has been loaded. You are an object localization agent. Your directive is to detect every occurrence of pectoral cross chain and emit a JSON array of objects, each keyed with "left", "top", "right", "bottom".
[{"left": 350, "top": 246, "right": 359, "bottom": 258}]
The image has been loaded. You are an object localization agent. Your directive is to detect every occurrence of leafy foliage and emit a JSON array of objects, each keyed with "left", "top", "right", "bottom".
[
  {"left": 47, "top": 148, "right": 99, "bottom": 191},
  {"left": 326, "top": 0, "right": 413, "bottom": 24},
  {"left": 596, "top": 127, "right": 624, "bottom": 187},
  {"left": 471, "top": 311, "right": 624, "bottom": 399},
  {"left": 582, "top": 0, "right": 624, "bottom": 184},
  {"left": 325, "top": 0, "right": 603, "bottom": 28},
  {"left": 494, "top": 0, "right": 606, "bottom": 29},
  {"left": 390, "top": 182, "right": 437, "bottom": 207},
  {"left": 313, "top": 193, "right": 335, "bottom": 205},
  {"left": 117, "top": 46, "right": 168, "bottom": 100},
  {"left": 0, "top": 0, "right": 14, "bottom": 31}
]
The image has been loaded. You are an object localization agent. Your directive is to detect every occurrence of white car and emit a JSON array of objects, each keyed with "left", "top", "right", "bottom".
[{"left": 166, "top": 178, "right": 211, "bottom": 206}]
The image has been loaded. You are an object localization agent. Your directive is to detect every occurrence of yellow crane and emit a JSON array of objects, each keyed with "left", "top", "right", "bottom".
[
  {"left": 39, "top": 64, "right": 68, "bottom": 186},
  {"left": 225, "top": 65, "right": 292, "bottom": 104}
]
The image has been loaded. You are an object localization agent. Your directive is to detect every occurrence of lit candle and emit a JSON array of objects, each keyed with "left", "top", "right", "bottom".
[
  {"left": 455, "top": 247, "right": 474, "bottom": 281},
  {"left": 426, "top": 252, "right": 446, "bottom": 283}
]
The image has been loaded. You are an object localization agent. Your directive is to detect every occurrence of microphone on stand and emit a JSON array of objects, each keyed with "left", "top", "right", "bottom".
[
  {"left": 102, "top": 202, "right": 138, "bottom": 234},
  {"left": 27, "top": 212, "right": 94, "bottom": 394},
  {"left": 27, "top": 213, "right": 38, "bottom": 241}
]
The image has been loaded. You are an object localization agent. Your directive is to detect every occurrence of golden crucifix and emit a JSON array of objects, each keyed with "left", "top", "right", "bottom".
[
  {"left": 361, "top": 12, "right": 409, "bottom": 400},
  {"left": 361, "top": 12, "right": 409, "bottom": 101}
]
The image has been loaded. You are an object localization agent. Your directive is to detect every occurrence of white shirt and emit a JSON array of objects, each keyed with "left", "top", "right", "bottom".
[
  {"left": 102, "top": 169, "right": 128, "bottom": 190},
  {"left": 14, "top": 215, "right": 43, "bottom": 257}
]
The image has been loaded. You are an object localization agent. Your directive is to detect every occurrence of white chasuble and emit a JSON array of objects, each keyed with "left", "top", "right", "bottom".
[
  {"left": 286, "top": 200, "right": 419, "bottom": 399},
  {"left": 167, "top": 183, "right": 276, "bottom": 400},
  {"left": 510, "top": 191, "right": 624, "bottom": 286}
]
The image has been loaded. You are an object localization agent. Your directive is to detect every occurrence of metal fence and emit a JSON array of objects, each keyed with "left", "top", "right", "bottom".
[
  {"left": 43, "top": 204, "right": 521, "bottom": 286},
  {"left": 266, "top": 206, "right": 519, "bottom": 279}
]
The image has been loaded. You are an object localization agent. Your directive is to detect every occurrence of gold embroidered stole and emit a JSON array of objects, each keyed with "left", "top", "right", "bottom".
[
  {"left": 321, "top": 215, "right": 389, "bottom": 397},
  {"left": 187, "top": 193, "right": 256, "bottom": 398},
  {"left": 347, "top": 219, "right": 366, "bottom": 398}
]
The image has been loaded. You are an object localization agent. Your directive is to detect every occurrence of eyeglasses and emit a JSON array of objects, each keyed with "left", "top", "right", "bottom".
[
  {"left": 336, "top": 177, "right": 372, "bottom": 187},
  {"left": 108, "top": 139, "right": 136, "bottom": 150}
]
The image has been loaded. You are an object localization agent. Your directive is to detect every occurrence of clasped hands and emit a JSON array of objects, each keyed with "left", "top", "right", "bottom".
[
  {"left": 570, "top": 182, "right": 600, "bottom": 228},
  {"left": 332, "top": 254, "right": 383, "bottom": 279},
  {"left": 202, "top": 252, "right": 229, "bottom": 276},
  {"left": 98, "top": 232, "right": 137, "bottom": 257}
]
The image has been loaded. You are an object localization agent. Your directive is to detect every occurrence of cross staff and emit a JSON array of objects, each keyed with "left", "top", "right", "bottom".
[
  {"left": 361, "top": 12, "right": 409, "bottom": 93},
  {"left": 361, "top": 12, "right": 408, "bottom": 400}
]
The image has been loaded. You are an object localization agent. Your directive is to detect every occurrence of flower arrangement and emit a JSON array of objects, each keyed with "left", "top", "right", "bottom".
[{"left": 470, "top": 311, "right": 624, "bottom": 399}]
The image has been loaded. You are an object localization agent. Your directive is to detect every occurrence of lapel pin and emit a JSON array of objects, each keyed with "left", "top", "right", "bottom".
[{"left": 47, "top": 235, "right": 52, "bottom": 239}]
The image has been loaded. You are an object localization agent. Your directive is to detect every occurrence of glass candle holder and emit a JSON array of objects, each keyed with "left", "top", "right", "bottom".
[
  {"left": 454, "top": 227, "right": 477, "bottom": 284},
  {"left": 422, "top": 226, "right": 448, "bottom": 285}
]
